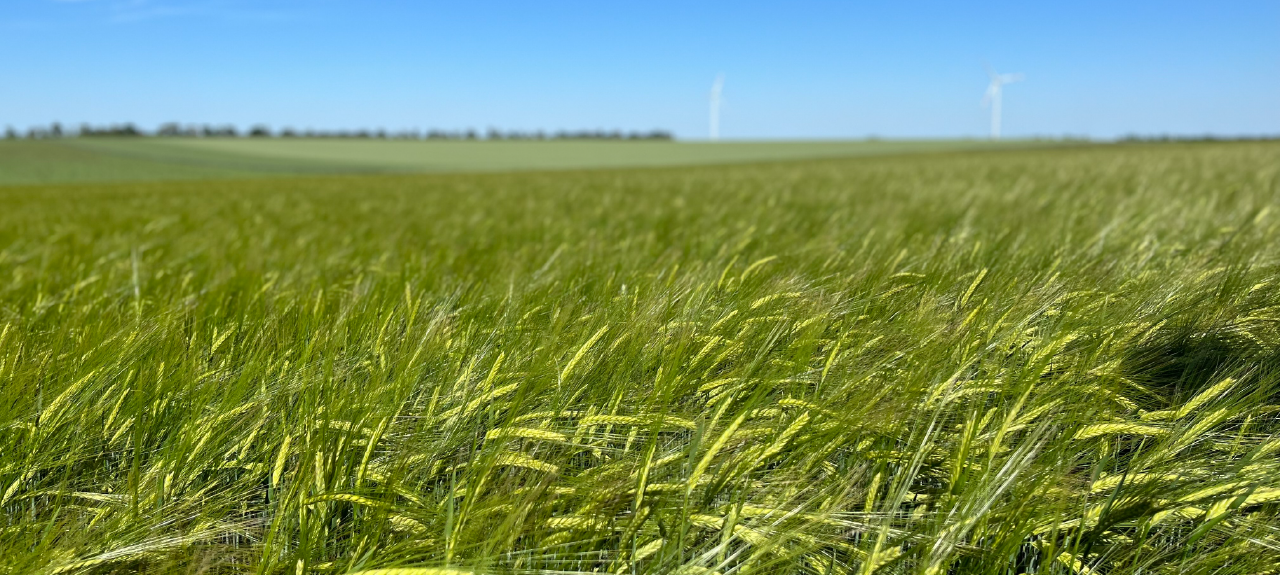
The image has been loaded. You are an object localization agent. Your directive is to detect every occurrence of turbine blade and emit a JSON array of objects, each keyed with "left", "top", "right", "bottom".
[{"left": 983, "top": 62, "right": 999, "bottom": 81}]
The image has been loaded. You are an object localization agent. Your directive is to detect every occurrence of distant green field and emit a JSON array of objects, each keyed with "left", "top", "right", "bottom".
[
  {"left": 4, "top": 142, "right": 1280, "bottom": 574},
  {"left": 0, "top": 137, "right": 1058, "bottom": 185},
  {"left": 152, "top": 138, "right": 1045, "bottom": 172}
]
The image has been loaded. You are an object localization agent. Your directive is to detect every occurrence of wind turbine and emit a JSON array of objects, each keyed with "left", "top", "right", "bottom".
[
  {"left": 982, "top": 65, "right": 1023, "bottom": 140},
  {"left": 709, "top": 74, "right": 724, "bottom": 141}
]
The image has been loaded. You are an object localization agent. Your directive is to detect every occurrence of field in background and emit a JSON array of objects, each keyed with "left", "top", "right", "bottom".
[
  {"left": 3, "top": 142, "right": 1280, "bottom": 574},
  {"left": 0, "top": 137, "right": 1059, "bottom": 185}
]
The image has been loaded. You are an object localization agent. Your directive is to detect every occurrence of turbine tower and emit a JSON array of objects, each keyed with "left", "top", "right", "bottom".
[
  {"left": 709, "top": 74, "right": 724, "bottom": 141},
  {"left": 982, "top": 65, "right": 1023, "bottom": 140}
]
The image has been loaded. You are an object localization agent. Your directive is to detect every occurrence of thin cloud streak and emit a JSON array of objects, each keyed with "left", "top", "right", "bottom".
[
  {"left": 35, "top": 0, "right": 295, "bottom": 25},
  {"left": 109, "top": 1, "right": 295, "bottom": 24}
]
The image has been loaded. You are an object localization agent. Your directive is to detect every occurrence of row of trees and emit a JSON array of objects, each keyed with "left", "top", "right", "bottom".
[
  {"left": 5, "top": 122, "right": 674, "bottom": 141},
  {"left": 1118, "top": 133, "right": 1280, "bottom": 143}
]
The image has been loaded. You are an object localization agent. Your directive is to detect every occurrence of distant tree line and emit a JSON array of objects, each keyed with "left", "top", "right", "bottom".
[
  {"left": 80, "top": 123, "right": 145, "bottom": 137},
  {"left": 4, "top": 122, "right": 674, "bottom": 141},
  {"left": 156, "top": 123, "right": 238, "bottom": 137},
  {"left": 1118, "top": 133, "right": 1280, "bottom": 143}
]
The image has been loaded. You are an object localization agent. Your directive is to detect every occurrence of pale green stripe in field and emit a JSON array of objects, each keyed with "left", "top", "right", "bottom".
[{"left": 155, "top": 138, "right": 1040, "bottom": 172}]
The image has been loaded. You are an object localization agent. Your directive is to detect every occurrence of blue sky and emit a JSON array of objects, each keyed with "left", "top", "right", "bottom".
[{"left": 2, "top": 0, "right": 1277, "bottom": 139}]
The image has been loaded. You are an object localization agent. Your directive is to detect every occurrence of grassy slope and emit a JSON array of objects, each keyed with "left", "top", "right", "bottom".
[
  {"left": 1, "top": 138, "right": 1055, "bottom": 185},
  {"left": 2, "top": 143, "right": 1280, "bottom": 574}
]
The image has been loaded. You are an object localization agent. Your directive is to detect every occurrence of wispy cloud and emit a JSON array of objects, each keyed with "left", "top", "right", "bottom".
[
  {"left": 37, "top": 0, "right": 294, "bottom": 25},
  {"left": 108, "top": 0, "right": 211, "bottom": 23}
]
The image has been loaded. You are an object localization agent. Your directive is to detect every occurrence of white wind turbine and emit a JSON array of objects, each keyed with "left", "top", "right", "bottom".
[
  {"left": 982, "top": 65, "right": 1023, "bottom": 140},
  {"left": 709, "top": 74, "right": 724, "bottom": 141}
]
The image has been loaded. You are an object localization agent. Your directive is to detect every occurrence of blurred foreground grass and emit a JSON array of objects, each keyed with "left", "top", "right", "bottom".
[{"left": 2, "top": 142, "right": 1280, "bottom": 574}]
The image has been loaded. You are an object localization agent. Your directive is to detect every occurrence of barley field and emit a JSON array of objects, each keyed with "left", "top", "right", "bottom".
[
  {"left": 3, "top": 142, "right": 1280, "bottom": 574},
  {"left": 0, "top": 138, "right": 1049, "bottom": 186}
]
